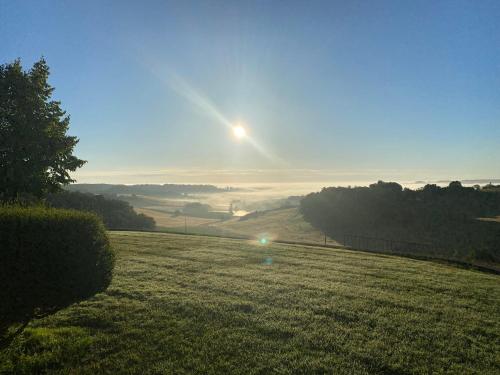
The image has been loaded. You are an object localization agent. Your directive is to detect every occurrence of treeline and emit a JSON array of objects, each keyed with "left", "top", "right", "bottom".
[
  {"left": 233, "top": 195, "right": 302, "bottom": 213},
  {"left": 175, "top": 202, "right": 232, "bottom": 220},
  {"left": 67, "top": 183, "right": 238, "bottom": 197},
  {"left": 47, "top": 191, "right": 155, "bottom": 230},
  {"left": 300, "top": 181, "right": 500, "bottom": 263},
  {"left": 482, "top": 183, "right": 500, "bottom": 193}
]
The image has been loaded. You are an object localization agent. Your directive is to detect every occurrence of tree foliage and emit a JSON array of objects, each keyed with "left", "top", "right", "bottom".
[
  {"left": 300, "top": 181, "right": 500, "bottom": 262},
  {"left": 47, "top": 191, "right": 156, "bottom": 230},
  {"left": 0, "top": 58, "right": 86, "bottom": 202}
]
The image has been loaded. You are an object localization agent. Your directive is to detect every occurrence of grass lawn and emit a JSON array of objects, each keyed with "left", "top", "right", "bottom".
[{"left": 1, "top": 232, "right": 499, "bottom": 374}]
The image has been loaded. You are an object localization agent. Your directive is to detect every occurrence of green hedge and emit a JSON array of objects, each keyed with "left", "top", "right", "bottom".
[{"left": 0, "top": 207, "right": 115, "bottom": 332}]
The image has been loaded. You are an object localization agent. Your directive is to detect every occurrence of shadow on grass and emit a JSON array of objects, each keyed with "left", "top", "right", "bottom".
[{"left": 0, "top": 326, "right": 93, "bottom": 374}]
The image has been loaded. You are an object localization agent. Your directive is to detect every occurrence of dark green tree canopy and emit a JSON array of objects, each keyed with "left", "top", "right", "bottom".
[{"left": 0, "top": 58, "right": 86, "bottom": 202}]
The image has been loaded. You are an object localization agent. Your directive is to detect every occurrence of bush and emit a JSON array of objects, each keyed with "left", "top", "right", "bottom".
[{"left": 0, "top": 206, "right": 115, "bottom": 340}]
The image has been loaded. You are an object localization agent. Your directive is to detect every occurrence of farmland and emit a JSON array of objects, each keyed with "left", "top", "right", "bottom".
[
  {"left": 210, "top": 207, "right": 334, "bottom": 245},
  {"left": 138, "top": 206, "right": 335, "bottom": 246},
  {"left": 135, "top": 207, "right": 220, "bottom": 229},
  {"left": 1, "top": 231, "right": 499, "bottom": 374}
]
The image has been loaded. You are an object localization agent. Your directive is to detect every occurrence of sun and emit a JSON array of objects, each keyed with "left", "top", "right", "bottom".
[{"left": 232, "top": 125, "right": 246, "bottom": 139}]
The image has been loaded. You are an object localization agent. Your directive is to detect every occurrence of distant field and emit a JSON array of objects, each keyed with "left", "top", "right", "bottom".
[
  {"left": 142, "top": 206, "right": 336, "bottom": 245},
  {"left": 209, "top": 207, "right": 336, "bottom": 245},
  {"left": 135, "top": 207, "right": 220, "bottom": 228},
  {"left": 480, "top": 216, "right": 500, "bottom": 223},
  {"left": 2, "top": 232, "right": 499, "bottom": 374}
]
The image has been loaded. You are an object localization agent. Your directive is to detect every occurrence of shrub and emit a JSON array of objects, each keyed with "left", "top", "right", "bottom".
[{"left": 0, "top": 206, "right": 115, "bottom": 341}]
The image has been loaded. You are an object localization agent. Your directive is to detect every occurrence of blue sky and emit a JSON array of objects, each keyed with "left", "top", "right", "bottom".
[{"left": 1, "top": 0, "right": 499, "bottom": 184}]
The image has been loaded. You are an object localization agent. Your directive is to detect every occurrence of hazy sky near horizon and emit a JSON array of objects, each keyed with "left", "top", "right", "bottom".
[{"left": 1, "top": 0, "right": 499, "bottom": 184}]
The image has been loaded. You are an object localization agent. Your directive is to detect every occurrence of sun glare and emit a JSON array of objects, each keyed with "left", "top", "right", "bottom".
[{"left": 232, "top": 125, "right": 246, "bottom": 139}]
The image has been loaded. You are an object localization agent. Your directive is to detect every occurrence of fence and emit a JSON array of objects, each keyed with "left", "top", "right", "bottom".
[{"left": 341, "top": 234, "right": 435, "bottom": 257}]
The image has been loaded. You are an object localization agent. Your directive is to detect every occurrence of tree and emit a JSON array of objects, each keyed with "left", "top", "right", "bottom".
[
  {"left": 300, "top": 181, "right": 500, "bottom": 263},
  {"left": 46, "top": 191, "right": 156, "bottom": 230},
  {"left": 0, "top": 58, "right": 86, "bottom": 202}
]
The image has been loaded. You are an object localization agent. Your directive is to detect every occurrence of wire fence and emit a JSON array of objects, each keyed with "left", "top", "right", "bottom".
[
  {"left": 341, "top": 234, "right": 435, "bottom": 256},
  {"left": 109, "top": 228, "right": 499, "bottom": 274}
]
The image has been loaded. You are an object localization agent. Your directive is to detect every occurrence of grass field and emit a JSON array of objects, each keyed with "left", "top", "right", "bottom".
[
  {"left": 135, "top": 207, "right": 220, "bottom": 228},
  {"left": 143, "top": 206, "right": 335, "bottom": 245},
  {"left": 208, "top": 207, "right": 335, "bottom": 245},
  {"left": 1, "top": 232, "right": 499, "bottom": 374}
]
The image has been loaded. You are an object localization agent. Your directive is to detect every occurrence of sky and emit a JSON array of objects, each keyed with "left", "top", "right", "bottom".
[{"left": 1, "top": 0, "right": 499, "bottom": 184}]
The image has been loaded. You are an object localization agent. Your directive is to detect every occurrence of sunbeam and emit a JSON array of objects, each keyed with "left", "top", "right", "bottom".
[{"left": 141, "top": 58, "right": 286, "bottom": 166}]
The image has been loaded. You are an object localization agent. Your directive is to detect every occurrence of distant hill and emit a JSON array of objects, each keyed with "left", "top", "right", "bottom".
[
  {"left": 153, "top": 207, "right": 334, "bottom": 245},
  {"left": 67, "top": 183, "right": 239, "bottom": 197},
  {"left": 47, "top": 191, "right": 155, "bottom": 230},
  {"left": 435, "top": 179, "right": 500, "bottom": 185},
  {"left": 210, "top": 207, "right": 335, "bottom": 245}
]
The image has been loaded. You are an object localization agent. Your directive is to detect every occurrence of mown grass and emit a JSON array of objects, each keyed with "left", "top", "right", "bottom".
[{"left": 1, "top": 231, "right": 499, "bottom": 374}]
